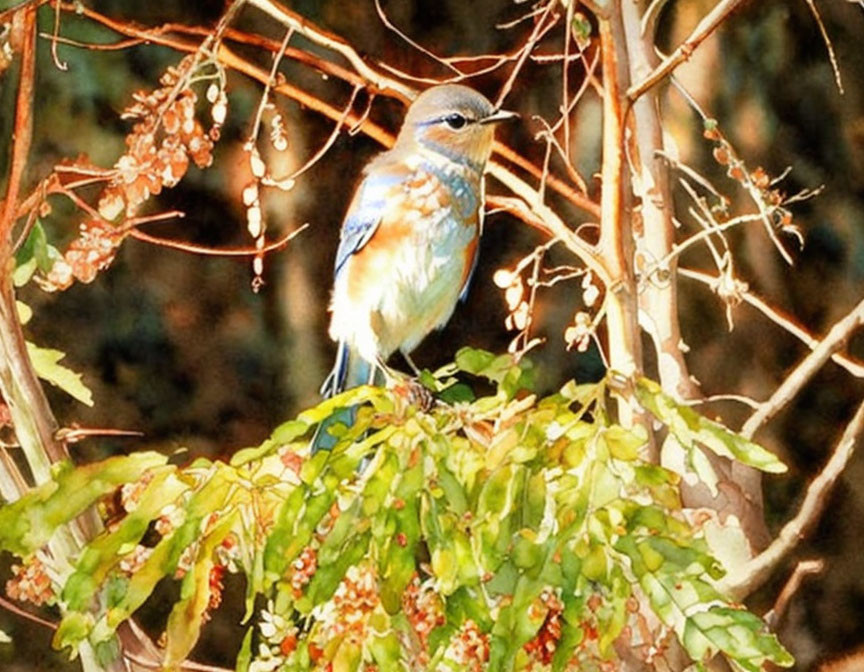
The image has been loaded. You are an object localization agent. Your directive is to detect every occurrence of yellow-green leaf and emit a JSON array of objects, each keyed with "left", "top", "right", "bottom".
[{"left": 26, "top": 342, "right": 93, "bottom": 406}]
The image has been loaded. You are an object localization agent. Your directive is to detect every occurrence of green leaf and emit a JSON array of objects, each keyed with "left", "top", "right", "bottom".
[
  {"left": 636, "top": 378, "right": 786, "bottom": 473},
  {"left": 14, "top": 222, "right": 60, "bottom": 287},
  {"left": 454, "top": 347, "right": 534, "bottom": 397},
  {"left": 164, "top": 513, "right": 236, "bottom": 667},
  {"left": 0, "top": 356, "right": 794, "bottom": 672},
  {"left": 0, "top": 453, "right": 167, "bottom": 557},
  {"left": 26, "top": 342, "right": 94, "bottom": 406},
  {"left": 62, "top": 469, "right": 188, "bottom": 611},
  {"left": 688, "top": 607, "right": 793, "bottom": 669},
  {"left": 15, "top": 301, "right": 32, "bottom": 325}
]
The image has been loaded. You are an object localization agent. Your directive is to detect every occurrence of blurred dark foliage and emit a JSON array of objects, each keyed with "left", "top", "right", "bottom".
[{"left": 1, "top": 0, "right": 864, "bottom": 669}]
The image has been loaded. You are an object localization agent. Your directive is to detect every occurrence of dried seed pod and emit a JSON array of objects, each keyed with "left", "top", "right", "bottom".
[
  {"left": 493, "top": 269, "right": 514, "bottom": 288},
  {"left": 249, "top": 146, "right": 267, "bottom": 178}
]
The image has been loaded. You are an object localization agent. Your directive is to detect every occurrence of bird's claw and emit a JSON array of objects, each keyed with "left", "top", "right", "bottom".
[{"left": 393, "top": 378, "right": 436, "bottom": 412}]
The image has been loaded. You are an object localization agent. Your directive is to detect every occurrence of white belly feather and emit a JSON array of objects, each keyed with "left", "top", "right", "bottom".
[{"left": 330, "top": 208, "right": 474, "bottom": 363}]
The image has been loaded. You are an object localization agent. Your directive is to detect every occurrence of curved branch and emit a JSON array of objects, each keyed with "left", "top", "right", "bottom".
[{"left": 723, "top": 400, "right": 864, "bottom": 599}]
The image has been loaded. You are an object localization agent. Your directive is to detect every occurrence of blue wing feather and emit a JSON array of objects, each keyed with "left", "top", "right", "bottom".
[
  {"left": 333, "top": 166, "right": 403, "bottom": 277},
  {"left": 458, "top": 248, "right": 479, "bottom": 303}
]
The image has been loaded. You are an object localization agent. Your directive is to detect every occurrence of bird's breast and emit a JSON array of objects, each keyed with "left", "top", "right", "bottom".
[{"left": 333, "top": 163, "right": 481, "bottom": 359}]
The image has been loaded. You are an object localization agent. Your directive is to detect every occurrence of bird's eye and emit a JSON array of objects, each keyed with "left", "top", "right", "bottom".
[{"left": 443, "top": 113, "right": 468, "bottom": 130}]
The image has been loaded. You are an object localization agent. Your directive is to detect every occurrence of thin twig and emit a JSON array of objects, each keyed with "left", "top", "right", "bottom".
[
  {"left": 627, "top": 0, "right": 746, "bottom": 101},
  {"left": 128, "top": 223, "right": 308, "bottom": 256},
  {"left": 373, "top": 0, "right": 462, "bottom": 75},
  {"left": 495, "top": 1, "right": 558, "bottom": 108},
  {"left": 562, "top": 0, "right": 574, "bottom": 162},
  {"left": 49, "top": 0, "right": 68, "bottom": 70},
  {"left": 279, "top": 85, "right": 361, "bottom": 183},
  {"left": 0, "top": 594, "right": 58, "bottom": 631},
  {"left": 248, "top": 26, "right": 294, "bottom": 143},
  {"left": 803, "top": 0, "right": 844, "bottom": 94},
  {"left": 487, "top": 162, "right": 607, "bottom": 282},
  {"left": 244, "top": 0, "right": 415, "bottom": 99},
  {"left": 764, "top": 558, "right": 824, "bottom": 627},
  {"left": 39, "top": 32, "right": 147, "bottom": 51},
  {"left": 741, "top": 296, "right": 864, "bottom": 438},
  {"left": 723, "top": 401, "right": 864, "bottom": 598},
  {"left": 680, "top": 267, "right": 864, "bottom": 379}
]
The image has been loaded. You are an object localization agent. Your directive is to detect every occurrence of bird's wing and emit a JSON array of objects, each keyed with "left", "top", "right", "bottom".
[
  {"left": 333, "top": 162, "right": 405, "bottom": 277},
  {"left": 457, "top": 180, "right": 483, "bottom": 303}
]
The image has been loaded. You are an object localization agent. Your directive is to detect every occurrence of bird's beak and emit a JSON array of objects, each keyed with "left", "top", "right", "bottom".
[{"left": 480, "top": 109, "right": 520, "bottom": 125}]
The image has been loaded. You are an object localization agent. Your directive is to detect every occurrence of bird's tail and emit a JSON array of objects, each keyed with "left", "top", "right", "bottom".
[{"left": 311, "top": 342, "right": 375, "bottom": 453}]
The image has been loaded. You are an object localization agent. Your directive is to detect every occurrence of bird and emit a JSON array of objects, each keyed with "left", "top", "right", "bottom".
[{"left": 312, "top": 84, "right": 517, "bottom": 452}]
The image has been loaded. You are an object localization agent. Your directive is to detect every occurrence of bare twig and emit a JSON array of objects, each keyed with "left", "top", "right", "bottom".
[
  {"left": 627, "top": 0, "right": 746, "bottom": 101},
  {"left": 495, "top": 0, "right": 559, "bottom": 108},
  {"left": 49, "top": 0, "right": 68, "bottom": 70},
  {"left": 0, "top": 594, "right": 58, "bottom": 631},
  {"left": 764, "top": 558, "right": 825, "bottom": 627},
  {"left": 128, "top": 223, "right": 309, "bottom": 256},
  {"left": 373, "top": 0, "right": 462, "bottom": 76},
  {"left": 680, "top": 268, "right": 864, "bottom": 379},
  {"left": 487, "top": 163, "right": 607, "bottom": 282},
  {"left": 244, "top": 0, "right": 415, "bottom": 99},
  {"left": 742, "top": 296, "right": 864, "bottom": 438},
  {"left": 803, "top": 0, "right": 844, "bottom": 94},
  {"left": 723, "top": 401, "right": 864, "bottom": 598},
  {"left": 248, "top": 26, "right": 294, "bottom": 143},
  {"left": 279, "top": 85, "right": 361, "bottom": 183}
]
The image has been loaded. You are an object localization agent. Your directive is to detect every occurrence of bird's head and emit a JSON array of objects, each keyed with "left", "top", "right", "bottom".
[{"left": 397, "top": 84, "right": 518, "bottom": 170}]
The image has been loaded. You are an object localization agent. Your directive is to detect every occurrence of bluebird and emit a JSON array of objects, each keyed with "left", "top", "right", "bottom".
[{"left": 312, "top": 85, "right": 516, "bottom": 451}]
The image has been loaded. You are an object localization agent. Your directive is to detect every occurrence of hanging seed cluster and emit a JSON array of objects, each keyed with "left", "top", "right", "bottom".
[{"left": 42, "top": 56, "right": 226, "bottom": 292}]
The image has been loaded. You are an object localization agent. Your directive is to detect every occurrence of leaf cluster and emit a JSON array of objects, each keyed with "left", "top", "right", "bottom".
[{"left": 0, "top": 349, "right": 791, "bottom": 671}]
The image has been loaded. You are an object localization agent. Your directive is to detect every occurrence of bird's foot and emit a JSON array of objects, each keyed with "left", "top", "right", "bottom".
[{"left": 393, "top": 378, "right": 436, "bottom": 412}]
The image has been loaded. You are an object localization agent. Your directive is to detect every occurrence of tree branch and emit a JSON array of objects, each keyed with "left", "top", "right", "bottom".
[
  {"left": 627, "top": 0, "right": 746, "bottom": 101},
  {"left": 723, "top": 400, "right": 864, "bottom": 599},
  {"left": 680, "top": 267, "right": 864, "bottom": 379},
  {"left": 742, "top": 296, "right": 864, "bottom": 439},
  {"left": 58, "top": 2, "right": 601, "bottom": 221},
  {"left": 1, "top": 5, "right": 38, "bottom": 250},
  {"left": 621, "top": 0, "right": 700, "bottom": 402}
]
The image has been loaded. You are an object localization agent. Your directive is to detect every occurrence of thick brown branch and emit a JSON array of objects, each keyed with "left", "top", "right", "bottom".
[
  {"left": 596, "top": 8, "right": 644, "bottom": 413},
  {"left": 1, "top": 5, "right": 38, "bottom": 250},
  {"left": 621, "top": 0, "right": 698, "bottom": 401}
]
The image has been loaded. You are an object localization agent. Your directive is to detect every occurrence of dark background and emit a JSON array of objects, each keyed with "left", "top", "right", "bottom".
[{"left": 1, "top": 0, "right": 864, "bottom": 668}]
